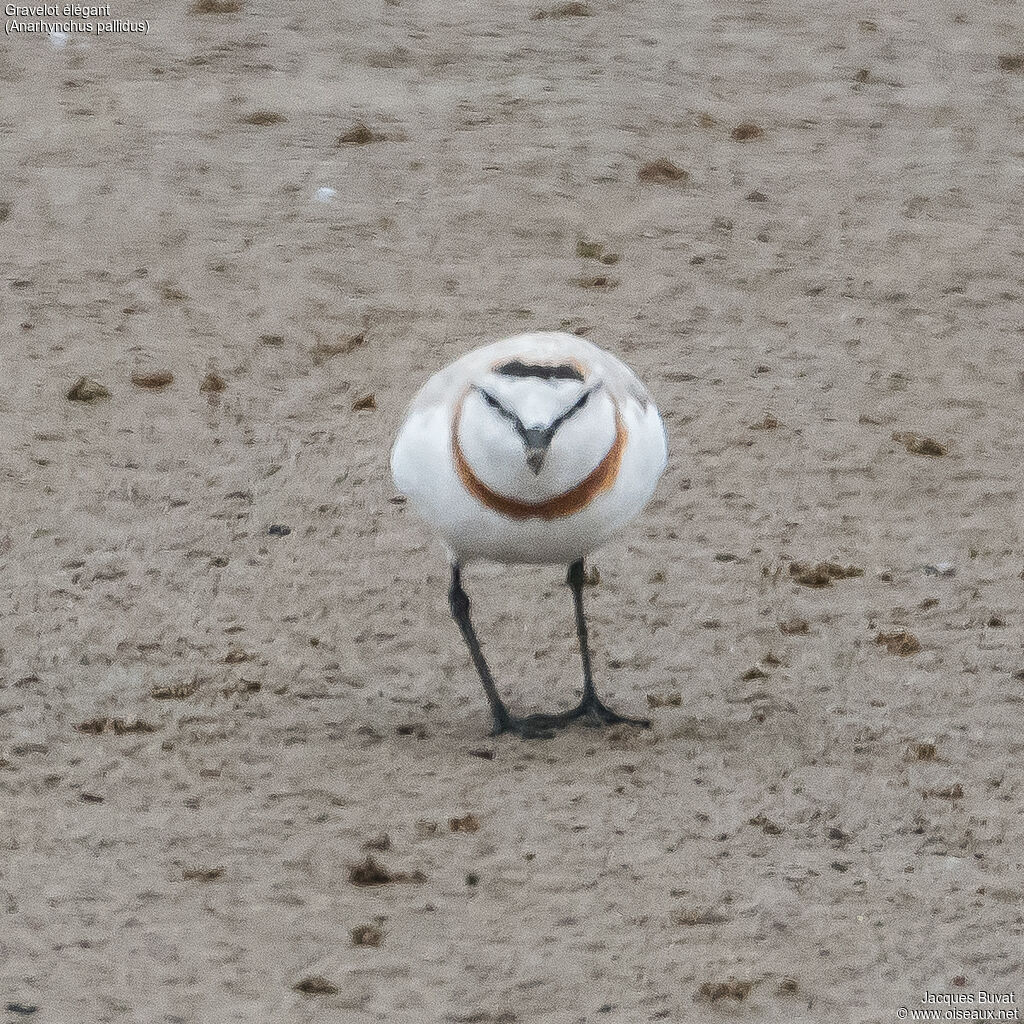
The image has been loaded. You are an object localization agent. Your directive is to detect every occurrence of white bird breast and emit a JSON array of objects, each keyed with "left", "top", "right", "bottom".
[
  {"left": 457, "top": 384, "right": 618, "bottom": 501},
  {"left": 390, "top": 333, "right": 668, "bottom": 565}
]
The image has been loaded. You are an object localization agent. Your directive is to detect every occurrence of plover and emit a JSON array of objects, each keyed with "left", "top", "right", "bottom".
[{"left": 391, "top": 331, "right": 667, "bottom": 738}]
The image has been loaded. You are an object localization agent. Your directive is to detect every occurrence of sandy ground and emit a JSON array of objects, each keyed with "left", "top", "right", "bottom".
[{"left": 2, "top": 1, "right": 1023, "bottom": 1021}]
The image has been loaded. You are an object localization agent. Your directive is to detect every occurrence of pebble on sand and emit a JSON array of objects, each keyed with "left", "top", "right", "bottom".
[
  {"left": 789, "top": 561, "right": 864, "bottom": 587},
  {"left": 151, "top": 682, "right": 199, "bottom": 700},
  {"left": 575, "top": 241, "right": 620, "bottom": 263},
  {"left": 76, "top": 717, "right": 157, "bottom": 735},
  {"left": 131, "top": 371, "right": 174, "bottom": 390},
  {"left": 338, "top": 122, "right": 385, "bottom": 145},
  {"left": 574, "top": 275, "right": 618, "bottom": 290},
  {"left": 200, "top": 372, "right": 227, "bottom": 392},
  {"left": 576, "top": 240, "right": 605, "bottom": 259},
  {"left": 348, "top": 855, "right": 426, "bottom": 885},
  {"left": 695, "top": 979, "right": 754, "bottom": 1002},
  {"left": 637, "top": 158, "right": 690, "bottom": 184},
  {"left": 182, "top": 866, "right": 225, "bottom": 881},
  {"left": 396, "top": 722, "right": 429, "bottom": 738},
  {"left": 348, "top": 855, "right": 393, "bottom": 886},
  {"left": 750, "top": 813, "right": 783, "bottom": 835},
  {"left": 312, "top": 333, "right": 366, "bottom": 366},
  {"left": 731, "top": 122, "right": 763, "bottom": 141},
  {"left": 875, "top": 630, "right": 921, "bottom": 656},
  {"left": 241, "top": 111, "right": 287, "bottom": 126},
  {"left": 66, "top": 376, "right": 110, "bottom": 402},
  {"left": 293, "top": 976, "right": 338, "bottom": 996},
  {"left": 351, "top": 923, "right": 384, "bottom": 947},
  {"left": 191, "top": 0, "right": 242, "bottom": 12},
  {"left": 892, "top": 431, "right": 947, "bottom": 456}
]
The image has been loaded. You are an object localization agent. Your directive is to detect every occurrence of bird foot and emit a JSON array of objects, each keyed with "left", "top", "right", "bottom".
[
  {"left": 568, "top": 697, "right": 651, "bottom": 729},
  {"left": 490, "top": 700, "right": 650, "bottom": 738},
  {"left": 490, "top": 712, "right": 564, "bottom": 740}
]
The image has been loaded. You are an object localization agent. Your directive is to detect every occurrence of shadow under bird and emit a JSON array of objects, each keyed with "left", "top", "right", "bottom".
[{"left": 391, "top": 331, "right": 668, "bottom": 738}]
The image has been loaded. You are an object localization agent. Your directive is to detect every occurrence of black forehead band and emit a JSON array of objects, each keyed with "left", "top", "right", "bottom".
[{"left": 494, "top": 360, "right": 585, "bottom": 382}]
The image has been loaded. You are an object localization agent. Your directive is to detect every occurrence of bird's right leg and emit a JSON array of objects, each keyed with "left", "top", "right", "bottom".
[
  {"left": 563, "top": 559, "right": 651, "bottom": 729},
  {"left": 448, "top": 564, "right": 556, "bottom": 739}
]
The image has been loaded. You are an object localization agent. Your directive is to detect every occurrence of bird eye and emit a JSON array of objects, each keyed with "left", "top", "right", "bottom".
[
  {"left": 568, "top": 388, "right": 593, "bottom": 415},
  {"left": 480, "top": 390, "right": 502, "bottom": 409}
]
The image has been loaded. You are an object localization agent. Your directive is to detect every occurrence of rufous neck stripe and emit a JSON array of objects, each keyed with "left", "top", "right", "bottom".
[{"left": 451, "top": 401, "right": 627, "bottom": 521}]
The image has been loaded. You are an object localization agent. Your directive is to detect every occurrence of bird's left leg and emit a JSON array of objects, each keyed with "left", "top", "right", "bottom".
[
  {"left": 448, "top": 564, "right": 558, "bottom": 739},
  {"left": 564, "top": 559, "right": 651, "bottom": 728}
]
